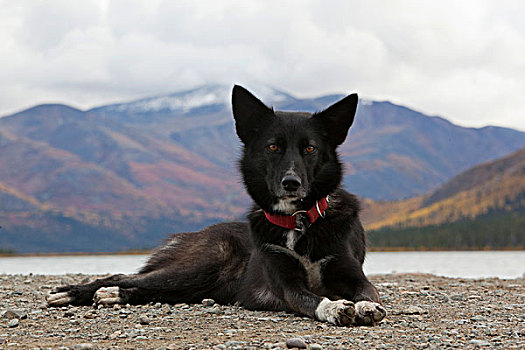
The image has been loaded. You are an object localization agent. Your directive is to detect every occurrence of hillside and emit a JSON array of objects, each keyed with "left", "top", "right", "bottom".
[
  {"left": 1, "top": 84, "right": 525, "bottom": 252},
  {"left": 363, "top": 147, "right": 525, "bottom": 249}
]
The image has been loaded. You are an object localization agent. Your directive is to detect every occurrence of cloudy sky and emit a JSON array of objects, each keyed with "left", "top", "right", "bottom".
[{"left": 1, "top": 0, "right": 524, "bottom": 130}]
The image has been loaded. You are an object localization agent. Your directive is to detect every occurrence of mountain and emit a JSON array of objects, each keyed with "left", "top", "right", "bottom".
[
  {"left": 0, "top": 103, "right": 246, "bottom": 252},
  {"left": 92, "top": 85, "right": 525, "bottom": 200},
  {"left": 363, "top": 147, "right": 525, "bottom": 249},
  {"left": 1, "top": 84, "right": 525, "bottom": 252}
]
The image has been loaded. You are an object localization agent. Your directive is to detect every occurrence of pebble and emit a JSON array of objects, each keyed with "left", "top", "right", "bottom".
[
  {"left": 74, "top": 344, "right": 94, "bottom": 349},
  {"left": 202, "top": 298, "right": 215, "bottom": 306},
  {"left": 206, "top": 306, "right": 222, "bottom": 314},
  {"left": 225, "top": 340, "right": 246, "bottom": 347},
  {"left": 470, "top": 315, "right": 486, "bottom": 322},
  {"left": 1, "top": 309, "right": 28, "bottom": 319},
  {"left": 309, "top": 344, "right": 323, "bottom": 350},
  {"left": 8, "top": 318, "right": 19, "bottom": 328},
  {"left": 64, "top": 310, "right": 75, "bottom": 317},
  {"left": 139, "top": 315, "right": 150, "bottom": 325},
  {"left": 286, "top": 337, "right": 307, "bottom": 349},
  {"left": 83, "top": 311, "right": 96, "bottom": 319},
  {"left": 520, "top": 328, "right": 525, "bottom": 336},
  {"left": 469, "top": 339, "right": 490, "bottom": 346},
  {"left": 436, "top": 293, "right": 450, "bottom": 302},
  {"left": 450, "top": 293, "right": 467, "bottom": 301},
  {"left": 402, "top": 306, "right": 425, "bottom": 315}
]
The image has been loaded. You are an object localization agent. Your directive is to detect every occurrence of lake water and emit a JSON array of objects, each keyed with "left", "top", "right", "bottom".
[{"left": 0, "top": 251, "right": 523, "bottom": 279}]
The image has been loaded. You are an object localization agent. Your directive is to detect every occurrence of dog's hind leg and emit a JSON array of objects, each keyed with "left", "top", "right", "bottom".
[
  {"left": 48, "top": 223, "right": 250, "bottom": 307},
  {"left": 93, "top": 286, "right": 175, "bottom": 306},
  {"left": 47, "top": 261, "right": 240, "bottom": 307},
  {"left": 90, "top": 265, "right": 235, "bottom": 306},
  {"left": 47, "top": 267, "right": 219, "bottom": 307},
  {"left": 90, "top": 269, "right": 224, "bottom": 306},
  {"left": 47, "top": 274, "right": 144, "bottom": 306}
]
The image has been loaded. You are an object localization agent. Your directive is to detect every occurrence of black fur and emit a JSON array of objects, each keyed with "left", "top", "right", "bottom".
[{"left": 47, "top": 85, "right": 385, "bottom": 326}]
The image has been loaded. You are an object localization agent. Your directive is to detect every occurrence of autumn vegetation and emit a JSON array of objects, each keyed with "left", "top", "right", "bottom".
[{"left": 363, "top": 147, "right": 525, "bottom": 250}]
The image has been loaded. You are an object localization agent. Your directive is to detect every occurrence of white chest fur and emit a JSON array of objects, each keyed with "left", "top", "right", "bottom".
[
  {"left": 269, "top": 240, "right": 331, "bottom": 293},
  {"left": 286, "top": 230, "right": 299, "bottom": 250}
]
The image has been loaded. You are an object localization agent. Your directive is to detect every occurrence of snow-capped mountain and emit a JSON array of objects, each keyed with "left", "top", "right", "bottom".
[{"left": 93, "top": 84, "right": 295, "bottom": 114}]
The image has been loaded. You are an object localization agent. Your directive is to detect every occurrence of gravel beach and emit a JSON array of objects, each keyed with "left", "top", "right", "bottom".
[{"left": 0, "top": 273, "right": 523, "bottom": 349}]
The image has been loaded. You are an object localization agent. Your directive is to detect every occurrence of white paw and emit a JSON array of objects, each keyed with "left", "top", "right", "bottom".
[
  {"left": 47, "top": 292, "right": 73, "bottom": 306},
  {"left": 355, "top": 300, "right": 387, "bottom": 325},
  {"left": 315, "top": 298, "right": 356, "bottom": 326},
  {"left": 93, "top": 287, "right": 121, "bottom": 306}
]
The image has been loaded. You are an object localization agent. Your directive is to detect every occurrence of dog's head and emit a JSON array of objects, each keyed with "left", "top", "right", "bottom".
[{"left": 232, "top": 85, "right": 357, "bottom": 214}]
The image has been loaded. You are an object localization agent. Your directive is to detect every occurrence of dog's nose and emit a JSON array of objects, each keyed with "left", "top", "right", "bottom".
[{"left": 281, "top": 175, "right": 301, "bottom": 192}]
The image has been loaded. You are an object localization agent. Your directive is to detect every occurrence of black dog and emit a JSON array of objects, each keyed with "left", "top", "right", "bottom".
[{"left": 47, "top": 85, "right": 386, "bottom": 326}]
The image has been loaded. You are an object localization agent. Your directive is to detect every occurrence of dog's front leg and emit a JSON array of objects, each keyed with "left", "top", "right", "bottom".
[
  {"left": 256, "top": 245, "right": 356, "bottom": 326},
  {"left": 322, "top": 253, "right": 387, "bottom": 325}
]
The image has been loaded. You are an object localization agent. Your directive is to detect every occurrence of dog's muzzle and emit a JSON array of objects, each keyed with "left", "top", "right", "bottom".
[{"left": 281, "top": 175, "right": 302, "bottom": 192}]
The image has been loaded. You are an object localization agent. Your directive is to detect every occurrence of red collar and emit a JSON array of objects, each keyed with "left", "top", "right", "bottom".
[{"left": 264, "top": 196, "right": 329, "bottom": 230}]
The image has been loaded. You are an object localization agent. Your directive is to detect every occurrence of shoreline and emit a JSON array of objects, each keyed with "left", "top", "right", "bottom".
[
  {"left": 2, "top": 251, "right": 523, "bottom": 280},
  {"left": 0, "top": 273, "right": 523, "bottom": 349},
  {"left": 2, "top": 247, "right": 524, "bottom": 258}
]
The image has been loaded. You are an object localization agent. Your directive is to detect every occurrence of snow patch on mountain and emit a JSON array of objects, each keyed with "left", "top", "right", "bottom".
[{"left": 101, "top": 84, "right": 294, "bottom": 114}]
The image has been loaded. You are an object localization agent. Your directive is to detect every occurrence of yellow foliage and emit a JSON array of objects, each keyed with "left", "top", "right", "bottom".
[{"left": 365, "top": 172, "right": 525, "bottom": 230}]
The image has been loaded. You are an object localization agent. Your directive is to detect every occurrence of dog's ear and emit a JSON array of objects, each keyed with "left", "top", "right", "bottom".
[
  {"left": 232, "top": 85, "right": 274, "bottom": 144},
  {"left": 312, "top": 93, "right": 358, "bottom": 146}
]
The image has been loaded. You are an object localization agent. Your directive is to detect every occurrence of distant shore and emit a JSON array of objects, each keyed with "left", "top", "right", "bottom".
[{"left": 0, "top": 250, "right": 152, "bottom": 258}]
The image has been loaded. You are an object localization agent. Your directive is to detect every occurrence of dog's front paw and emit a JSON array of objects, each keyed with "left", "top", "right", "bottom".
[
  {"left": 315, "top": 298, "right": 356, "bottom": 326},
  {"left": 354, "top": 300, "right": 387, "bottom": 326},
  {"left": 93, "top": 286, "right": 122, "bottom": 306}
]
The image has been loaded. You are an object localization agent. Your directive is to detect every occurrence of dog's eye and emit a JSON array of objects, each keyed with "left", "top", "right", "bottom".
[
  {"left": 304, "top": 145, "right": 316, "bottom": 154},
  {"left": 267, "top": 144, "right": 279, "bottom": 152}
]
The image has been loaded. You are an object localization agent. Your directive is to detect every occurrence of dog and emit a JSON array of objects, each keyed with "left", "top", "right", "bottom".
[{"left": 47, "top": 85, "right": 386, "bottom": 326}]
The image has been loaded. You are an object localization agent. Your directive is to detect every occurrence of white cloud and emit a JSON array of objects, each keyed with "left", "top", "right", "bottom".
[{"left": 0, "top": 0, "right": 524, "bottom": 130}]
